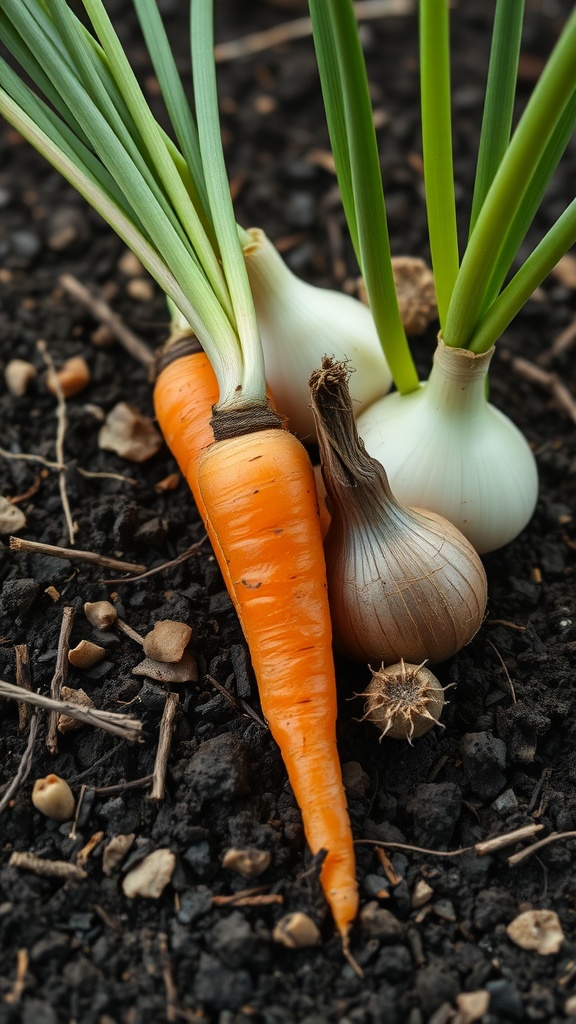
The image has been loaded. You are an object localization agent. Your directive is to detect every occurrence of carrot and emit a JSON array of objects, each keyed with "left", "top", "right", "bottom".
[
  {"left": 196, "top": 424, "right": 359, "bottom": 942},
  {"left": 154, "top": 347, "right": 358, "bottom": 942}
]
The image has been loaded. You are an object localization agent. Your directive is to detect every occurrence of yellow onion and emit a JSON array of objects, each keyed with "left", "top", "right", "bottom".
[{"left": 309, "top": 359, "right": 487, "bottom": 666}]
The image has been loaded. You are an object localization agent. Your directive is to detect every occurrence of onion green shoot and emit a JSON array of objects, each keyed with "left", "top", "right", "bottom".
[
  {"left": 0, "top": 0, "right": 258, "bottom": 409},
  {"left": 309, "top": 0, "right": 576, "bottom": 381}
]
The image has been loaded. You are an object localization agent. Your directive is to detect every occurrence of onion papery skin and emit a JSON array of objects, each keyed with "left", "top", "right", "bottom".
[
  {"left": 325, "top": 503, "right": 487, "bottom": 666},
  {"left": 310, "top": 358, "right": 488, "bottom": 668},
  {"left": 356, "top": 338, "right": 538, "bottom": 554},
  {"left": 244, "top": 228, "right": 392, "bottom": 442}
]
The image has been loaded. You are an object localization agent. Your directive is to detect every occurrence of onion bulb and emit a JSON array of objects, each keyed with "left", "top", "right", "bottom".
[
  {"left": 243, "top": 228, "right": 392, "bottom": 441},
  {"left": 361, "top": 660, "right": 446, "bottom": 742},
  {"left": 356, "top": 337, "right": 538, "bottom": 554},
  {"left": 309, "top": 358, "right": 488, "bottom": 666}
]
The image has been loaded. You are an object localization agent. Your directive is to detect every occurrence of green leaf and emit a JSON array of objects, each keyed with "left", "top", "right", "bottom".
[
  {"left": 469, "top": 197, "right": 576, "bottom": 353},
  {"left": 311, "top": 0, "right": 418, "bottom": 395},
  {"left": 469, "top": 0, "right": 525, "bottom": 234},
  {"left": 445, "top": 8, "right": 576, "bottom": 348},
  {"left": 419, "top": 0, "right": 459, "bottom": 328},
  {"left": 308, "top": 0, "right": 359, "bottom": 261},
  {"left": 191, "top": 0, "right": 265, "bottom": 404}
]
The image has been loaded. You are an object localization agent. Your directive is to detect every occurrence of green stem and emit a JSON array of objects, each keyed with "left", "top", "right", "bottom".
[
  {"left": 469, "top": 198, "right": 576, "bottom": 353},
  {"left": 419, "top": 0, "right": 459, "bottom": 328},
  {"left": 445, "top": 8, "right": 576, "bottom": 348}
]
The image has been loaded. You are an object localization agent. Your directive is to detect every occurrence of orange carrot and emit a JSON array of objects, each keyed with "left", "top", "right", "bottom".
[
  {"left": 196, "top": 426, "right": 358, "bottom": 941},
  {"left": 154, "top": 353, "right": 358, "bottom": 941}
]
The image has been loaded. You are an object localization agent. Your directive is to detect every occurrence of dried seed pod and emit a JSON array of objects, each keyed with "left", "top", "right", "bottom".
[
  {"left": 84, "top": 600, "right": 117, "bottom": 630},
  {"left": 222, "top": 847, "right": 271, "bottom": 879},
  {"left": 47, "top": 355, "right": 90, "bottom": 398},
  {"left": 361, "top": 660, "right": 446, "bottom": 742},
  {"left": 68, "top": 639, "right": 106, "bottom": 668},
  {"left": 32, "top": 774, "right": 75, "bottom": 821},
  {"left": 272, "top": 912, "right": 321, "bottom": 948}
]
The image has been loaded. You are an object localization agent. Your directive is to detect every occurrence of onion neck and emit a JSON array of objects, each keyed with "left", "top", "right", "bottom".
[
  {"left": 425, "top": 335, "right": 495, "bottom": 415},
  {"left": 309, "top": 358, "right": 403, "bottom": 532}
]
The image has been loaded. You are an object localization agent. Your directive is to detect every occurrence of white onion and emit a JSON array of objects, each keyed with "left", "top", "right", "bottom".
[
  {"left": 356, "top": 338, "right": 538, "bottom": 554},
  {"left": 244, "top": 228, "right": 392, "bottom": 441}
]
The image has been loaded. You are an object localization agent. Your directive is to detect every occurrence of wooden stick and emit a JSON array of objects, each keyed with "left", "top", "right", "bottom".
[
  {"left": 150, "top": 692, "right": 180, "bottom": 801},
  {"left": 47, "top": 606, "right": 75, "bottom": 754},
  {"left": 9, "top": 851, "right": 87, "bottom": 880},
  {"left": 0, "top": 680, "right": 142, "bottom": 742},
  {"left": 15, "top": 643, "right": 32, "bottom": 733},
  {"left": 214, "top": 0, "right": 414, "bottom": 62},
  {"left": 0, "top": 711, "right": 40, "bottom": 815},
  {"left": 60, "top": 273, "right": 155, "bottom": 370},
  {"left": 10, "top": 536, "right": 146, "bottom": 575}
]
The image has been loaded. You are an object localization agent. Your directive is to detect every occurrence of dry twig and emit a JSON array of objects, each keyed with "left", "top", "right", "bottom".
[
  {"left": 10, "top": 536, "right": 146, "bottom": 575},
  {"left": 486, "top": 637, "right": 517, "bottom": 704},
  {"left": 37, "top": 340, "right": 76, "bottom": 544},
  {"left": 356, "top": 823, "right": 544, "bottom": 858},
  {"left": 538, "top": 315, "right": 576, "bottom": 367},
  {"left": 9, "top": 851, "right": 87, "bottom": 880},
  {"left": 508, "top": 829, "right": 576, "bottom": 867},
  {"left": 15, "top": 644, "right": 32, "bottom": 733},
  {"left": 60, "top": 273, "right": 155, "bottom": 370},
  {"left": 150, "top": 692, "right": 180, "bottom": 801},
  {"left": 0, "top": 680, "right": 143, "bottom": 742},
  {"left": 103, "top": 537, "right": 207, "bottom": 584},
  {"left": 0, "top": 711, "right": 40, "bottom": 815},
  {"left": 46, "top": 605, "right": 75, "bottom": 754},
  {"left": 509, "top": 355, "right": 576, "bottom": 424},
  {"left": 3, "top": 949, "right": 28, "bottom": 1005},
  {"left": 214, "top": 0, "right": 414, "bottom": 62}
]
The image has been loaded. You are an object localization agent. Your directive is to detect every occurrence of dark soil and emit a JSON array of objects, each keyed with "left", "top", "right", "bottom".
[{"left": 1, "top": 2, "right": 576, "bottom": 1022}]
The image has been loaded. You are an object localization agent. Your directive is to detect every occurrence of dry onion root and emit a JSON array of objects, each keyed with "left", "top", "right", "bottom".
[
  {"left": 309, "top": 358, "right": 488, "bottom": 666},
  {"left": 360, "top": 660, "right": 447, "bottom": 743}
]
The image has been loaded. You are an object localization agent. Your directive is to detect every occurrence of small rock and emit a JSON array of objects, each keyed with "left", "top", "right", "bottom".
[
  {"left": 0, "top": 496, "right": 26, "bottom": 533},
  {"left": 58, "top": 686, "right": 94, "bottom": 733},
  {"left": 222, "top": 847, "right": 271, "bottom": 879},
  {"left": 90, "top": 324, "right": 115, "bottom": 348},
  {"left": 132, "top": 650, "right": 198, "bottom": 683},
  {"left": 47, "top": 356, "right": 91, "bottom": 399},
  {"left": 460, "top": 732, "right": 507, "bottom": 800},
  {"left": 32, "top": 774, "right": 75, "bottom": 822},
  {"left": 551, "top": 252, "right": 576, "bottom": 289},
  {"left": 143, "top": 619, "right": 192, "bottom": 663},
  {"left": 454, "top": 990, "right": 490, "bottom": 1024},
  {"left": 491, "top": 788, "right": 518, "bottom": 814},
  {"left": 185, "top": 734, "right": 251, "bottom": 802},
  {"left": 486, "top": 978, "right": 524, "bottom": 1020},
  {"left": 411, "top": 878, "right": 434, "bottom": 908},
  {"left": 506, "top": 909, "right": 564, "bottom": 955},
  {"left": 68, "top": 639, "right": 106, "bottom": 668},
  {"left": 4, "top": 359, "right": 37, "bottom": 396},
  {"left": 359, "top": 902, "right": 405, "bottom": 941},
  {"left": 98, "top": 402, "right": 163, "bottom": 462},
  {"left": 407, "top": 782, "right": 462, "bottom": 847},
  {"left": 0, "top": 578, "right": 40, "bottom": 619},
  {"left": 46, "top": 207, "right": 90, "bottom": 251},
  {"left": 118, "top": 250, "right": 145, "bottom": 276},
  {"left": 342, "top": 760, "right": 371, "bottom": 799},
  {"left": 126, "top": 277, "right": 155, "bottom": 301},
  {"left": 84, "top": 600, "right": 117, "bottom": 629},
  {"left": 122, "top": 848, "right": 176, "bottom": 899},
  {"left": 102, "top": 833, "right": 135, "bottom": 876},
  {"left": 272, "top": 912, "right": 321, "bottom": 948}
]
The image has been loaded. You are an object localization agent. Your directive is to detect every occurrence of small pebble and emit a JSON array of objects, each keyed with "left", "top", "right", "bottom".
[
  {"left": 0, "top": 496, "right": 26, "bottom": 534},
  {"left": 122, "top": 848, "right": 176, "bottom": 899},
  {"left": 102, "top": 834, "right": 136, "bottom": 876},
  {"left": 132, "top": 650, "right": 198, "bottom": 684},
  {"left": 506, "top": 909, "right": 564, "bottom": 955},
  {"left": 32, "top": 774, "right": 75, "bottom": 822},
  {"left": 98, "top": 402, "right": 163, "bottom": 462},
  {"left": 84, "top": 600, "right": 117, "bottom": 630},
  {"left": 47, "top": 356, "right": 91, "bottom": 399},
  {"left": 221, "top": 848, "right": 271, "bottom": 879},
  {"left": 412, "top": 878, "right": 434, "bottom": 909},
  {"left": 118, "top": 250, "right": 145, "bottom": 276},
  {"left": 454, "top": 990, "right": 490, "bottom": 1023},
  {"left": 68, "top": 640, "right": 106, "bottom": 669},
  {"left": 90, "top": 324, "right": 115, "bottom": 348},
  {"left": 126, "top": 277, "right": 155, "bottom": 301},
  {"left": 272, "top": 912, "right": 321, "bottom": 949},
  {"left": 143, "top": 620, "right": 192, "bottom": 663},
  {"left": 4, "top": 358, "right": 37, "bottom": 397}
]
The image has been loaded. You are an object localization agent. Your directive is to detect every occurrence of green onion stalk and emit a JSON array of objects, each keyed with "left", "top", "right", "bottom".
[{"left": 309, "top": 0, "right": 576, "bottom": 553}]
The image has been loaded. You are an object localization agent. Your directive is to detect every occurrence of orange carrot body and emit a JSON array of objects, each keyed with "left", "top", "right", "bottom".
[
  {"left": 196, "top": 428, "right": 358, "bottom": 939},
  {"left": 154, "top": 354, "right": 358, "bottom": 938}
]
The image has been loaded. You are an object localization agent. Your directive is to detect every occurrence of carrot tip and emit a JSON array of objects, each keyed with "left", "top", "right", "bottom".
[{"left": 341, "top": 931, "right": 364, "bottom": 978}]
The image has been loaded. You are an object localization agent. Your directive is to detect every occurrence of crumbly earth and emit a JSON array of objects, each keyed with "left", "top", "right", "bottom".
[{"left": 1, "top": 2, "right": 575, "bottom": 1022}]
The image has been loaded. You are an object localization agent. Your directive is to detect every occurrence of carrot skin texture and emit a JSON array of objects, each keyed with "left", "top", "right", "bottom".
[
  {"left": 153, "top": 352, "right": 218, "bottom": 510},
  {"left": 196, "top": 429, "right": 358, "bottom": 939}
]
